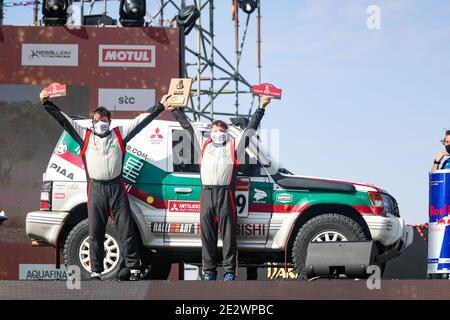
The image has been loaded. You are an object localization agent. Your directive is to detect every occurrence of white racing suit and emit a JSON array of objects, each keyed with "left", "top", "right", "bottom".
[
  {"left": 44, "top": 100, "right": 164, "bottom": 273},
  {"left": 172, "top": 108, "right": 265, "bottom": 275}
]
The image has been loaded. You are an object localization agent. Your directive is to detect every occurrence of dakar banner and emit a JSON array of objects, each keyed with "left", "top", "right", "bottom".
[{"left": 0, "top": 26, "right": 179, "bottom": 279}]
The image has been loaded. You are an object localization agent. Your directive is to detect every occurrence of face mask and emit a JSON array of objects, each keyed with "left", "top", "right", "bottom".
[
  {"left": 93, "top": 121, "right": 109, "bottom": 134},
  {"left": 211, "top": 131, "right": 227, "bottom": 144},
  {"left": 446, "top": 145, "right": 450, "bottom": 154}
]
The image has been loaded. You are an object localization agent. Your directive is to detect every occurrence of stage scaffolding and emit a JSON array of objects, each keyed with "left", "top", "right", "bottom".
[
  {"left": 147, "top": 0, "right": 263, "bottom": 121},
  {"left": 2, "top": 0, "right": 263, "bottom": 121}
]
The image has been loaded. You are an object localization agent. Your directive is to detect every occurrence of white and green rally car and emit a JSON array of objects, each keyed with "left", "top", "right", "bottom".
[{"left": 26, "top": 117, "right": 413, "bottom": 279}]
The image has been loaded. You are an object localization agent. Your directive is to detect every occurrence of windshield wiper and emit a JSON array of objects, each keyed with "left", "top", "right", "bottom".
[{"left": 278, "top": 168, "right": 293, "bottom": 175}]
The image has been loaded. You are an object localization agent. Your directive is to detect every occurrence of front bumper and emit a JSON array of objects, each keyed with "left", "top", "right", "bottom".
[
  {"left": 26, "top": 211, "right": 69, "bottom": 246},
  {"left": 363, "top": 214, "right": 414, "bottom": 253}
]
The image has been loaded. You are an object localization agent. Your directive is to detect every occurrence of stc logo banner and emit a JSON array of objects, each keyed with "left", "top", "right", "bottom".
[{"left": 98, "top": 88, "right": 156, "bottom": 111}]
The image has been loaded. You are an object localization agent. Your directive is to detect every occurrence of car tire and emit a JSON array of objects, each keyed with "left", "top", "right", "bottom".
[
  {"left": 292, "top": 213, "right": 369, "bottom": 279},
  {"left": 63, "top": 219, "right": 123, "bottom": 280}
]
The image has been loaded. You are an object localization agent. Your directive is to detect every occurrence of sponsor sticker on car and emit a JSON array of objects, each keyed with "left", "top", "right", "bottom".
[
  {"left": 54, "top": 193, "right": 65, "bottom": 200},
  {"left": 253, "top": 188, "right": 268, "bottom": 203},
  {"left": 151, "top": 222, "right": 199, "bottom": 234},
  {"left": 276, "top": 193, "right": 293, "bottom": 203},
  {"left": 168, "top": 201, "right": 201, "bottom": 213},
  {"left": 236, "top": 224, "right": 266, "bottom": 236}
]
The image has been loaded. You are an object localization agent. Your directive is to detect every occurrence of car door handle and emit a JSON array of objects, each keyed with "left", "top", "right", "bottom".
[{"left": 174, "top": 187, "right": 192, "bottom": 194}]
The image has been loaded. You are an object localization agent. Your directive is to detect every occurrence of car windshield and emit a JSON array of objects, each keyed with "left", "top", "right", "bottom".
[
  {"left": 199, "top": 124, "right": 294, "bottom": 175},
  {"left": 247, "top": 134, "right": 293, "bottom": 175}
]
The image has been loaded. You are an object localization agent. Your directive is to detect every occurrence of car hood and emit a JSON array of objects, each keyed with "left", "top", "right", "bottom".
[{"left": 272, "top": 173, "right": 381, "bottom": 194}]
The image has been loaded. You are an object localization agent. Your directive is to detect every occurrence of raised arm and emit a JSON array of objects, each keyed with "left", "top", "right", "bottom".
[
  {"left": 432, "top": 151, "right": 448, "bottom": 170},
  {"left": 171, "top": 108, "right": 203, "bottom": 155},
  {"left": 235, "top": 95, "right": 272, "bottom": 151},
  {"left": 40, "top": 90, "right": 86, "bottom": 145}
]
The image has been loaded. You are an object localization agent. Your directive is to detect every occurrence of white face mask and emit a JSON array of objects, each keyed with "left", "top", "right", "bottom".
[
  {"left": 93, "top": 121, "right": 110, "bottom": 134},
  {"left": 211, "top": 131, "right": 227, "bottom": 144}
]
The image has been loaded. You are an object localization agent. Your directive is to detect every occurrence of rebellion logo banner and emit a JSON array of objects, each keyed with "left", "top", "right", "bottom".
[{"left": 22, "top": 43, "right": 79, "bottom": 66}]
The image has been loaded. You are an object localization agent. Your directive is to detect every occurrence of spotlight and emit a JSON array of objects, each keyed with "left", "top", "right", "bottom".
[
  {"left": 46, "top": 0, "right": 63, "bottom": 11},
  {"left": 175, "top": 5, "right": 200, "bottom": 35},
  {"left": 42, "top": 0, "right": 69, "bottom": 26},
  {"left": 119, "top": 0, "right": 146, "bottom": 27},
  {"left": 239, "top": 0, "right": 257, "bottom": 14}
]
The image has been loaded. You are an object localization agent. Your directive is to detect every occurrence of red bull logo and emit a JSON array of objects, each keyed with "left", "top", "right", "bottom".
[
  {"left": 430, "top": 204, "right": 450, "bottom": 217},
  {"left": 436, "top": 216, "right": 450, "bottom": 225}
]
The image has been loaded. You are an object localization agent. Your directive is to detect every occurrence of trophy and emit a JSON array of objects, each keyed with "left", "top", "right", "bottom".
[
  {"left": 252, "top": 83, "right": 282, "bottom": 100},
  {"left": 44, "top": 82, "right": 67, "bottom": 98},
  {"left": 167, "top": 78, "right": 193, "bottom": 107}
]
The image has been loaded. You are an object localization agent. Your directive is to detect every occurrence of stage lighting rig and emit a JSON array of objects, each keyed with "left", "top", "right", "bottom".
[
  {"left": 119, "top": 0, "right": 146, "bottom": 27},
  {"left": 175, "top": 5, "right": 200, "bottom": 35},
  {"left": 239, "top": 0, "right": 257, "bottom": 14},
  {"left": 42, "top": 0, "right": 69, "bottom": 26}
]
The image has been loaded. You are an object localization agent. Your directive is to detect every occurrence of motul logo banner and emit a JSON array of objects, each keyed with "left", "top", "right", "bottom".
[{"left": 99, "top": 45, "right": 156, "bottom": 67}]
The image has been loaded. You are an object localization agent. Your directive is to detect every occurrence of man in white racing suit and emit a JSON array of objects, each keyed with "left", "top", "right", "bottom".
[
  {"left": 40, "top": 89, "right": 171, "bottom": 280},
  {"left": 169, "top": 95, "right": 272, "bottom": 280}
]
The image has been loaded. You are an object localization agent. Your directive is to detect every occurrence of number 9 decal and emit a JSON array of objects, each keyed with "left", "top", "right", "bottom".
[
  {"left": 236, "top": 194, "right": 247, "bottom": 214},
  {"left": 235, "top": 178, "right": 249, "bottom": 217}
]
